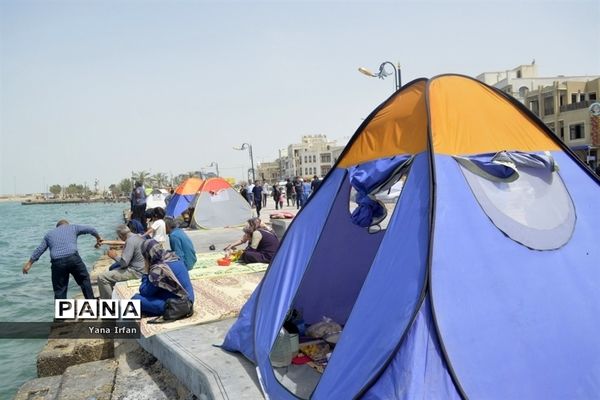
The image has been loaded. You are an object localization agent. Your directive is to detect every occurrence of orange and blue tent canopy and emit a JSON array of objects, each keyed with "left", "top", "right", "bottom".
[{"left": 165, "top": 177, "right": 204, "bottom": 217}]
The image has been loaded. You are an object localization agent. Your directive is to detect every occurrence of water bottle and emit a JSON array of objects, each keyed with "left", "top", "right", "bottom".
[{"left": 270, "top": 328, "right": 294, "bottom": 367}]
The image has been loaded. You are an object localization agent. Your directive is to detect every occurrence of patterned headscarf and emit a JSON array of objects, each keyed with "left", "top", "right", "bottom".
[
  {"left": 141, "top": 239, "right": 187, "bottom": 298},
  {"left": 141, "top": 239, "right": 179, "bottom": 265}
]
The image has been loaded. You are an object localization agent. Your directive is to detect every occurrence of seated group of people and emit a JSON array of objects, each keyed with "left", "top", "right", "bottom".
[
  {"left": 97, "top": 207, "right": 197, "bottom": 317},
  {"left": 99, "top": 214, "right": 279, "bottom": 318}
]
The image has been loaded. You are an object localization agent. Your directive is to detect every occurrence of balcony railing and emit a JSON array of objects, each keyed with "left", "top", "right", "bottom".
[{"left": 560, "top": 100, "right": 594, "bottom": 113}]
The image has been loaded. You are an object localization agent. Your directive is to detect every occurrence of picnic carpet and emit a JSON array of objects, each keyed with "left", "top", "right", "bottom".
[{"left": 114, "top": 253, "right": 267, "bottom": 337}]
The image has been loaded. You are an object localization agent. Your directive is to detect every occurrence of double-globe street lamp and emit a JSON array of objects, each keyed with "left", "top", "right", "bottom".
[
  {"left": 233, "top": 143, "right": 255, "bottom": 183},
  {"left": 358, "top": 61, "right": 402, "bottom": 91}
]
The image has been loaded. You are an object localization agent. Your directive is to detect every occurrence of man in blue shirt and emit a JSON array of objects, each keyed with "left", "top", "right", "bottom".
[
  {"left": 23, "top": 220, "right": 103, "bottom": 299},
  {"left": 165, "top": 218, "right": 197, "bottom": 270}
]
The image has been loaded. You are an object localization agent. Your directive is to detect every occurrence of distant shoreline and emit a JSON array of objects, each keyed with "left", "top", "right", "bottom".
[{"left": 0, "top": 196, "right": 33, "bottom": 203}]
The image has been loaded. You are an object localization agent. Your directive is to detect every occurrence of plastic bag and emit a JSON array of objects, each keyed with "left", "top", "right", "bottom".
[{"left": 306, "top": 317, "right": 341, "bottom": 339}]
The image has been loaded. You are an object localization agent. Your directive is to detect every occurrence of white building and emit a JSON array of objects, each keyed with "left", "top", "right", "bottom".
[
  {"left": 257, "top": 135, "right": 346, "bottom": 182},
  {"left": 477, "top": 63, "right": 599, "bottom": 103}
]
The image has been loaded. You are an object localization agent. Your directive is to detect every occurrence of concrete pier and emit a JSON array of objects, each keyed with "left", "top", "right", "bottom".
[{"left": 16, "top": 201, "right": 298, "bottom": 399}]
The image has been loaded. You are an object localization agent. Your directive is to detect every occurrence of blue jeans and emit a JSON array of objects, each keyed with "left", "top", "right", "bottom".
[{"left": 50, "top": 253, "right": 94, "bottom": 299}]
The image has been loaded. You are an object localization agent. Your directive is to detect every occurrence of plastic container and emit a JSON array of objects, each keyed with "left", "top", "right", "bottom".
[
  {"left": 270, "top": 328, "right": 296, "bottom": 367},
  {"left": 217, "top": 257, "right": 231, "bottom": 266}
]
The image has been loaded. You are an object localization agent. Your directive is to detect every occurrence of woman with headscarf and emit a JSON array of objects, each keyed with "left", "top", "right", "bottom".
[
  {"left": 240, "top": 217, "right": 280, "bottom": 264},
  {"left": 132, "top": 239, "right": 195, "bottom": 317}
]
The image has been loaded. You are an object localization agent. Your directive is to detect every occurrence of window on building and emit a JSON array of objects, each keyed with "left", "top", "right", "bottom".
[
  {"left": 529, "top": 99, "right": 539, "bottom": 116},
  {"left": 569, "top": 123, "right": 585, "bottom": 140},
  {"left": 571, "top": 93, "right": 578, "bottom": 103},
  {"left": 590, "top": 93, "right": 597, "bottom": 101},
  {"left": 518, "top": 86, "right": 529, "bottom": 98},
  {"left": 559, "top": 121, "right": 565, "bottom": 140},
  {"left": 321, "top": 153, "right": 331, "bottom": 163},
  {"left": 560, "top": 95, "right": 566, "bottom": 107},
  {"left": 321, "top": 165, "right": 331, "bottom": 176},
  {"left": 579, "top": 93, "right": 586, "bottom": 102},
  {"left": 516, "top": 70, "right": 522, "bottom": 78},
  {"left": 547, "top": 122, "right": 555, "bottom": 133},
  {"left": 312, "top": 155, "right": 316, "bottom": 163},
  {"left": 304, "top": 156, "right": 307, "bottom": 163},
  {"left": 544, "top": 96, "right": 554, "bottom": 115},
  {"left": 305, "top": 168, "right": 308, "bottom": 175},
  {"left": 543, "top": 96, "right": 554, "bottom": 116}
]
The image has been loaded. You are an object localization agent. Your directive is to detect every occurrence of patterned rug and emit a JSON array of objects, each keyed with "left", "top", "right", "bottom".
[{"left": 113, "top": 253, "right": 267, "bottom": 337}]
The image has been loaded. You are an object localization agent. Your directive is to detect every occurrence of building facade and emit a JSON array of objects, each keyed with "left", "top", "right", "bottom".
[
  {"left": 478, "top": 64, "right": 600, "bottom": 169},
  {"left": 256, "top": 161, "right": 280, "bottom": 183},
  {"left": 525, "top": 78, "right": 600, "bottom": 168},
  {"left": 257, "top": 135, "right": 346, "bottom": 183},
  {"left": 477, "top": 63, "right": 598, "bottom": 104}
]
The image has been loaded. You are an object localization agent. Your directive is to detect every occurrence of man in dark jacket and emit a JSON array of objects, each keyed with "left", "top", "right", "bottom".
[
  {"left": 252, "top": 180, "right": 264, "bottom": 217},
  {"left": 311, "top": 175, "right": 322, "bottom": 192},
  {"left": 285, "top": 178, "right": 294, "bottom": 207}
]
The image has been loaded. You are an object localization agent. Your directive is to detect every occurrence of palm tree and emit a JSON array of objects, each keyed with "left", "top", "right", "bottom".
[
  {"left": 152, "top": 172, "right": 169, "bottom": 188},
  {"left": 132, "top": 170, "right": 151, "bottom": 185}
]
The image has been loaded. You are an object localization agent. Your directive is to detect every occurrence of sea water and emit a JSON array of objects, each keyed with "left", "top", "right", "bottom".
[{"left": 0, "top": 201, "right": 126, "bottom": 399}]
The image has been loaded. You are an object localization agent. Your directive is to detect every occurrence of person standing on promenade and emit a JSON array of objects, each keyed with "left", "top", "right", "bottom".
[
  {"left": 272, "top": 185, "right": 281, "bottom": 210},
  {"left": 22, "top": 220, "right": 103, "bottom": 299},
  {"left": 131, "top": 181, "right": 148, "bottom": 230},
  {"left": 252, "top": 180, "right": 263, "bottom": 217},
  {"left": 247, "top": 181, "right": 255, "bottom": 207},
  {"left": 285, "top": 178, "right": 294, "bottom": 207},
  {"left": 293, "top": 177, "right": 304, "bottom": 209},
  {"left": 311, "top": 175, "right": 322, "bottom": 193},
  {"left": 262, "top": 182, "right": 269, "bottom": 208},
  {"left": 165, "top": 218, "right": 197, "bottom": 270},
  {"left": 164, "top": 187, "right": 175, "bottom": 207},
  {"left": 97, "top": 224, "right": 145, "bottom": 299},
  {"left": 240, "top": 184, "right": 250, "bottom": 204}
]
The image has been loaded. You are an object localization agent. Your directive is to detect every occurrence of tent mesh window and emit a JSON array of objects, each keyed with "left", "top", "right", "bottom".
[{"left": 455, "top": 151, "right": 576, "bottom": 250}]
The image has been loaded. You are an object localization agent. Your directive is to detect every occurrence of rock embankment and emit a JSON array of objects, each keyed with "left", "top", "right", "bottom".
[{"left": 15, "top": 255, "right": 196, "bottom": 400}]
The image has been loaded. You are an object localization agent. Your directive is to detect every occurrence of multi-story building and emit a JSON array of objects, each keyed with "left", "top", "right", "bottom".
[
  {"left": 257, "top": 135, "right": 346, "bottom": 183},
  {"left": 478, "top": 64, "right": 600, "bottom": 169},
  {"left": 256, "top": 161, "right": 280, "bottom": 183},
  {"left": 525, "top": 78, "right": 600, "bottom": 168},
  {"left": 477, "top": 63, "right": 598, "bottom": 104}
]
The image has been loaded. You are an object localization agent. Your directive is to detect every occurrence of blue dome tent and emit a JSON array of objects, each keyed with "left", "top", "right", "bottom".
[{"left": 223, "top": 75, "right": 600, "bottom": 399}]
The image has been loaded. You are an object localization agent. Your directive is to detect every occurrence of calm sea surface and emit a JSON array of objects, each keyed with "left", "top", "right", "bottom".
[{"left": 0, "top": 201, "right": 126, "bottom": 399}]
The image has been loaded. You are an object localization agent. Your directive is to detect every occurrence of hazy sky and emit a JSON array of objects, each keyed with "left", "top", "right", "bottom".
[{"left": 1, "top": 0, "right": 599, "bottom": 194}]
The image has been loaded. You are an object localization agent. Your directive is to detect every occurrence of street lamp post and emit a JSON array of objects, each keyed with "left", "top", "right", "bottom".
[
  {"left": 233, "top": 143, "right": 255, "bottom": 183},
  {"left": 209, "top": 162, "right": 220, "bottom": 177},
  {"left": 358, "top": 61, "right": 401, "bottom": 91}
]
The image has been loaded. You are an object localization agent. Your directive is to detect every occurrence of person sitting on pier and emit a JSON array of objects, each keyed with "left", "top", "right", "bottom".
[
  {"left": 165, "top": 218, "right": 197, "bottom": 270},
  {"left": 97, "top": 224, "right": 145, "bottom": 299},
  {"left": 22, "top": 220, "right": 103, "bottom": 299},
  {"left": 126, "top": 218, "right": 145, "bottom": 234},
  {"left": 133, "top": 239, "right": 195, "bottom": 317},
  {"left": 144, "top": 207, "right": 168, "bottom": 249},
  {"left": 224, "top": 218, "right": 279, "bottom": 264}
]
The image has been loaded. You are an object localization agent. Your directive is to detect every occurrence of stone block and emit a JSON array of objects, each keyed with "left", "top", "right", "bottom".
[
  {"left": 37, "top": 328, "right": 114, "bottom": 377},
  {"left": 14, "top": 375, "right": 61, "bottom": 400},
  {"left": 57, "top": 359, "right": 117, "bottom": 400}
]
